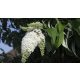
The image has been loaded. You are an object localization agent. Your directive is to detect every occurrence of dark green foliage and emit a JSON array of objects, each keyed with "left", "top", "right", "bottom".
[{"left": 0, "top": 18, "right": 80, "bottom": 63}]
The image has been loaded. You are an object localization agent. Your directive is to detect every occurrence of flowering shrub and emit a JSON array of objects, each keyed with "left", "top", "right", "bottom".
[{"left": 1, "top": 18, "right": 80, "bottom": 62}]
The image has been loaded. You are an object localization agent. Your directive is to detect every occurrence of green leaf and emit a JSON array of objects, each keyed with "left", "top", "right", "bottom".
[
  {"left": 55, "top": 19, "right": 64, "bottom": 33},
  {"left": 46, "top": 28, "right": 58, "bottom": 45},
  {"left": 45, "top": 20, "right": 65, "bottom": 48},
  {"left": 46, "top": 27, "right": 64, "bottom": 48},
  {"left": 55, "top": 32, "right": 64, "bottom": 48}
]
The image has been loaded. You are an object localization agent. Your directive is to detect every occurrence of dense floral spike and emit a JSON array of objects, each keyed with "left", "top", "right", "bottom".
[{"left": 21, "top": 22, "right": 45, "bottom": 63}]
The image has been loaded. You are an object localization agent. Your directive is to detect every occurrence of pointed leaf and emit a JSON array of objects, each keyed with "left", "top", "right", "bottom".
[
  {"left": 55, "top": 20, "right": 64, "bottom": 33},
  {"left": 46, "top": 28, "right": 58, "bottom": 45},
  {"left": 55, "top": 32, "right": 64, "bottom": 48}
]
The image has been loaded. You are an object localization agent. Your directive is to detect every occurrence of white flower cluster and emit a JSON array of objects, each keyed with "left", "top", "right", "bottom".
[{"left": 21, "top": 29, "right": 45, "bottom": 62}]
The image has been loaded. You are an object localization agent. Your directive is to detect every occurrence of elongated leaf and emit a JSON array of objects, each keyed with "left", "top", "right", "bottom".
[
  {"left": 55, "top": 19, "right": 64, "bottom": 33},
  {"left": 46, "top": 28, "right": 58, "bottom": 45},
  {"left": 71, "top": 41, "right": 79, "bottom": 58},
  {"left": 62, "top": 38, "right": 68, "bottom": 49},
  {"left": 55, "top": 32, "right": 64, "bottom": 48}
]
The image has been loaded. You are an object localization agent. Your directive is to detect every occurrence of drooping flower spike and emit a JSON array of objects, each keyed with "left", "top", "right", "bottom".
[{"left": 21, "top": 22, "right": 45, "bottom": 63}]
